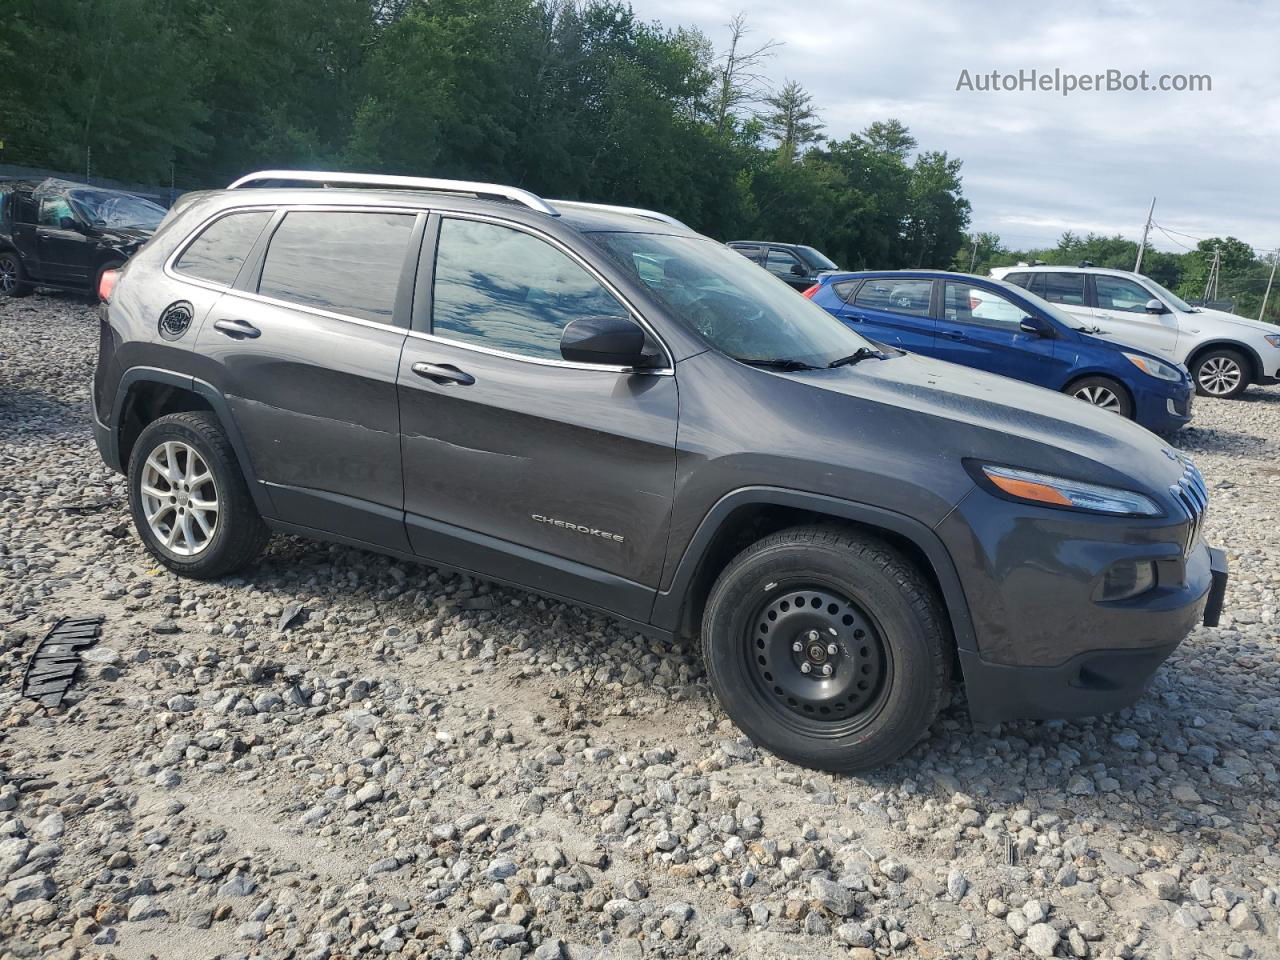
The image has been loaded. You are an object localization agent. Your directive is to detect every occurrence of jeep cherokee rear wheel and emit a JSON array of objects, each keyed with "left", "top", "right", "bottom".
[
  {"left": 701, "top": 526, "right": 950, "bottom": 772},
  {"left": 128, "top": 412, "right": 268, "bottom": 578}
]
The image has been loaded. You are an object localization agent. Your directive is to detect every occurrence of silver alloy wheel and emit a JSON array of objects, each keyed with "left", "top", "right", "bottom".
[
  {"left": 1197, "top": 356, "right": 1243, "bottom": 396},
  {"left": 1074, "top": 385, "right": 1123, "bottom": 412},
  {"left": 0, "top": 255, "right": 17, "bottom": 294},
  {"left": 140, "top": 441, "right": 219, "bottom": 557}
]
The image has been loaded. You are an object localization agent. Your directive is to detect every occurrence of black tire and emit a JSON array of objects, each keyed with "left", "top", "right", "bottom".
[
  {"left": 1190, "top": 347, "right": 1250, "bottom": 399},
  {"left": 701, "top": 525, "right": 951, "bottom": 773},
  {"left": 93, "top": 259, "right": 124, "bottom": 301},
  {"left": 127, "top": 412, "right": 268, "bottom": 578},
  {"left": 1065, "top": 375, "right": 1134, "bottom": 418},
  {"left": 0, "top": 250, "right": 32, "bottom": 298}
]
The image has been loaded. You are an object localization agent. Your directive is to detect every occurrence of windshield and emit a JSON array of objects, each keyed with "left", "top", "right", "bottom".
[
  {"left": 1139, "top": 275, "right": 1195, "bottom": 312},
  {"left": 988, "top": 278, "right": 1086, "bottom": 328},
  {"left": 590, "top": 232, "right": 873, "bottom": 367},
  {"left": 797, "top": 246, "right": 838, "bottom": 271},
  {"left": 69, "top": 189, "right": 166, "bottom": 229}
]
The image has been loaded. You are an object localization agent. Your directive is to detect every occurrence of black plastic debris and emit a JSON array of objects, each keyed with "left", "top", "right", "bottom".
[{"left": 22, "top": 616, "right": 105, "bottom": 708}]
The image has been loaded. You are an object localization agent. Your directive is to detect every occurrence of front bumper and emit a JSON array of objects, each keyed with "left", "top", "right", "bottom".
[
  {"left": 961, "top": 545, "right": 1226, "bottom": 724},
  {"left": 963, "top": 546, "right": 1227, "bottom": 724},
  {"left": 1134, "top": 379, "right": 1193, "bottom": 433}
]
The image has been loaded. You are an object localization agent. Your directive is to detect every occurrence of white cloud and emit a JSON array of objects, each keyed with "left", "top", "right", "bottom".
[{"left": 634, "top": 0, "right": 1280, "bottom": 254}]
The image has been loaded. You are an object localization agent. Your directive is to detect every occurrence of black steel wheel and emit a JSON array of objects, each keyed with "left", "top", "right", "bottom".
[
  {"left": 702, "top": 525, "right": 950, "bottom": 773},
  {"left": 748, "top": 586, "right": 890, "bottom": 732}
]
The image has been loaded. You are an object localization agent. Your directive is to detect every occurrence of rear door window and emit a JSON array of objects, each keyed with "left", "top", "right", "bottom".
[
  {"left": 853, "top": 278, "right": 933, "bottom": 317},
  {"left": 258, "top": 210, "right": 416, "bottom": 325},
  {"left": 1042, "top": 272, "right": 1087, "bottom": 306},
  {"left": 1003, "top": 272, "right": 1031, "bottom": 288},
  {"left": 174, "top": 210, "right": 273, "bottom": 288}
]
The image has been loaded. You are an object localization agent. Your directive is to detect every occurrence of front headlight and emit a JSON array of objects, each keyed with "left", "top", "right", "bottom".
[
  {"left": 1123, "top": 352, "right": 1183, "bottom": 381},
  {"left": 976, "top": 464, "right": 1162, "bottom": 516},
  {"left": 1264, "top": 334, "right": 1280, "bottom": 348}
]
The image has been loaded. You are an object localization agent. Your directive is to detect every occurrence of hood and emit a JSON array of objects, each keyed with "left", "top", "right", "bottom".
[
  {"left": 1187, "top": 306, "right": 1278, "bottom": 335},
  {"left": 788, "top": 352, "right": 1188, "bottom": 497}
]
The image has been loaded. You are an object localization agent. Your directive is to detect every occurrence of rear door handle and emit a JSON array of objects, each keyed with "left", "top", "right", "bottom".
[
  {"left": 942, "top": 329, "right": 967, "bottom": 341},
  {"left": 213, "top": 319, "right": 261, "bottom": 339},
  {"left": 411, "top": 362, "right": 475, "bottom": 386}
]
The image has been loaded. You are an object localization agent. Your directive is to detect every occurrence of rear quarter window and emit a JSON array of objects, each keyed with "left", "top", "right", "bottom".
[{"left": 174, "top": 210, "right": 273, "bottom": 287}]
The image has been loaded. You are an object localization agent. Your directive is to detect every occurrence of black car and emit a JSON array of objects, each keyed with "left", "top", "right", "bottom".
[
  {"left": 0, "top": 178, "right": 166, "bottom": 298},
  {"left": 728, "top": 240, "right": 839, "bottom": 290},
  {"left": 91, "top": 169, "right": 1226, "bottom": 772}
]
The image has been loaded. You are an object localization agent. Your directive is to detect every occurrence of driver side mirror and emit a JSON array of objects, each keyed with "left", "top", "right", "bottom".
[
  {"left": 1019, "top": 315, "right": 1056, "bottom": 338},
  {"left": 1145, "top": 298, "right": 1169, "bottom": 314},
  {"left": 790, "top": 263, "right": 808, "bottom": 278},
  {"left": 58, "top": 216, "right": 80, "bottom": 232},
  {"left": 560, "top": 315, "right": 660, "bottom": 369}
]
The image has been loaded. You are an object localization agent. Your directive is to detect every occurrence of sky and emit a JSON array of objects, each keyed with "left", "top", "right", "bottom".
[{"left": 633, "top": 0, "right": 1280, "bottom": 255}]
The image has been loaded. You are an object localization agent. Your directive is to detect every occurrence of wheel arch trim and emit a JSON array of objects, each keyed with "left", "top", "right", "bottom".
[
  {"left": 651, "top": 486, "right": 978, "bottom": 654},
  {"left": 110, "top": 367, "right": 274, "bottom": 516}
]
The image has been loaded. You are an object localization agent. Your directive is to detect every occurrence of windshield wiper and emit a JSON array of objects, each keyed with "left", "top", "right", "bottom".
[
  {"left": 737, "top": 357, "right": 820, "bottom": 371},
  {"left": 827, "top": 347, "right": 890, "bottom": 368}
]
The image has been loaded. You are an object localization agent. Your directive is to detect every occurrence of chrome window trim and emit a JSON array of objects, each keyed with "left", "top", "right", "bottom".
[
  {"left": 163, "top": 202, "right": 675, "bottom": 375},
  {"left": 426, "top": 210, "right": 675, "bottom": 374}
]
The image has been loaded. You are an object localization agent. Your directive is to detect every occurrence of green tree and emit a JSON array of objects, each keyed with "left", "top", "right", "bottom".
[{"left": 761, "top": 80, "right": 823, "bottom": 163}]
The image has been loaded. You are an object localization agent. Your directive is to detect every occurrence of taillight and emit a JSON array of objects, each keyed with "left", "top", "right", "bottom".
[
  {"left": 98, "top": 268, "right": 119, "bottom": 302},
  {"left": 802, "top": 284, "right": 819, "bottom": 299}
]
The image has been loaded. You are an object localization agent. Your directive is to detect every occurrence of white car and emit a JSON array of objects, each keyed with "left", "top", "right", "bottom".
[{"left": 990, "top": 265, "right": 1280, "bottom": 399}]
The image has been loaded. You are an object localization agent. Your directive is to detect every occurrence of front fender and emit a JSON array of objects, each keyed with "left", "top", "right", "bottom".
[{"left": 649, "top": 485, "right": 978, "bottom": 655}]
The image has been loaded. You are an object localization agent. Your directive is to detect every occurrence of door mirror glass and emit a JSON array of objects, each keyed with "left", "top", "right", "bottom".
[
  {"left": 790, "top": 262, "right": 807, "bottom": 277},
  {"left": 1019, "top": 315, "right": 1055, "bottom": 337},
  {"left": 1145, "top": 298, "right": 1168, "bottom": 314},
  {"left": 59, "top": 216, "right": 80, "bottom": 232},
  {"left": 560, "top": 315, "right": 657, "bottom": 368}
]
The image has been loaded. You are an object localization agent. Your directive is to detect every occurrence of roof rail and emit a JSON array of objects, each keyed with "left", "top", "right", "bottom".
[
  {"left": 549, "top": 199, "right": 691, "bottom": 231},
  {"left": 226, "top": 170, "right": 558, "bottom": 216}
]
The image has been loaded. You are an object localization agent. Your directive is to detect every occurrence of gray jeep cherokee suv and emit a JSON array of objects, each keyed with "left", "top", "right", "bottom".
[{"left": 92, "top": 170, "right": 1229, "bottom": 772}]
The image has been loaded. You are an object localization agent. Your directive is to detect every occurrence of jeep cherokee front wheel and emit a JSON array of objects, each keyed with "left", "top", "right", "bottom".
[
  {"left": 701, "top": 526, "right": 950, "bottom": 772},
  {"left": 128, "top": 412, "right": 269, "bottom": 578}
]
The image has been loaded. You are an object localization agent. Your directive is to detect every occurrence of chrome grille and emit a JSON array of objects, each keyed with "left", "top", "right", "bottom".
[{"left": 1169, "top": 454, "right": 1208, "bottom": 555}]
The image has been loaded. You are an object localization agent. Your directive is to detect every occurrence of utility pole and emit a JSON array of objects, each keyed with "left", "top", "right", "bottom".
[
  {"left": 968, "top": 234, "right": 978, "bottom": 273},
  {"left": 86, "top": 145, "right": 92, "bottom": 183},
  {"left": 1202, "top": 245, "right": 1221, "bottom": 303},
  {"left": 1260, "top": 250, "right": 1278, "bottom": 322},
  {"left": 1133, "top": 196, "right": 1156, "bottom": 273}
]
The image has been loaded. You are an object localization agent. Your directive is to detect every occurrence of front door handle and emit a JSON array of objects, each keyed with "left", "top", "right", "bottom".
[
  {"left": 942, "top": 329, "right": 967, "bottom": 341},
  {"left": 411, "top": 361, "right": 475, "bottom": 386},
  {"left": 844, "top": 312, "right": 865, "bottom": 323},
  {"left": 213, "top": 319, "right": 261, "bottom": 339}
]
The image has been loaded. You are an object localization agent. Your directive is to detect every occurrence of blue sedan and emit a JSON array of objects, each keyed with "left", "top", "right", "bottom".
[{"left": 804, "top": 270, "right": 1193, "bottom": 433}]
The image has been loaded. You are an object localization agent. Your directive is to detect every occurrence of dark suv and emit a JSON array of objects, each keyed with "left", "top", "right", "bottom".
[
  {"left": 728, "top": 241, "right": 839, "bottom": 290},
  {"left": 0, "top": 178, "right": 166, "bottom": 298},
  {"left": 92, "top": 170, "right": 1228, "bottom": 772}
]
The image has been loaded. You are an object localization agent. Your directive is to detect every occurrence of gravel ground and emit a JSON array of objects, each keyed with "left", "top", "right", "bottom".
[{"left": 1, "top": 292, "right": 1278, "bottom": 960}]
